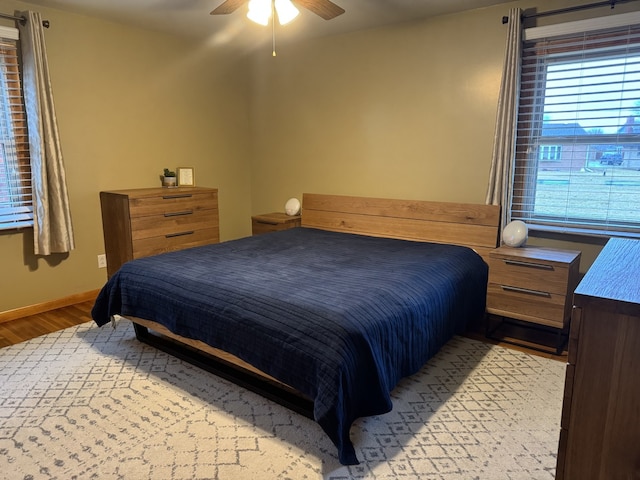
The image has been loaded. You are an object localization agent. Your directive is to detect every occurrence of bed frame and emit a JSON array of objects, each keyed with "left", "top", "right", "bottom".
[{"left": 128, "top": 193, "right": 500, "bottom": 417}]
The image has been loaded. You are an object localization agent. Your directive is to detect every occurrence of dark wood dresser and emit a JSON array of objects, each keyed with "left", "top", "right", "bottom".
[
  {"left": 100, "top": 187, "right": 219, "bottom": 277},
  {"left": 556, "top": 238, "right": 640, "bottom": 480}
]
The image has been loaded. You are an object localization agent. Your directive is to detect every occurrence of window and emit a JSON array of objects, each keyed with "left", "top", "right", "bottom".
[
  {"left": 512, "top": 13, "right": 640, "bottom": 236},
  {"left": 0, "top": 25, "right": 32, "bottom": 230},
  {"left": 539, "top": 145, "right": 562, "bottom": 161}
]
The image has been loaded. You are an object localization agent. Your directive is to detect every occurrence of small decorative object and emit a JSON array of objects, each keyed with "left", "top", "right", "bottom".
[
  {"left": 177, "top": 167, "right": 194, "bottom": 186},
  {"left": 284, "top": 197, "right": 301, "bottom": 216},
  {"left": 162, "top": 168, "right": 177, "bottom": 187},
  {"left": 502, "top": 220, "right": 528, "bottom": 247}
]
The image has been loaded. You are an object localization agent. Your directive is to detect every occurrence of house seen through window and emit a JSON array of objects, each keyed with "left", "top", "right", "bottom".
[
  {"left": 0, "top": 28, "right": 32, "bottom": 231},
  {"left": 538, "top": 145, "right": 562, "bottom": 161},
  {"left": 512, "top": 21, "right": 640, "bottom": 236}
]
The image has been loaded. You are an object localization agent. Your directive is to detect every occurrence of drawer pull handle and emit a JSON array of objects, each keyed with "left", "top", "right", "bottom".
[
  {"left": 501, "top": 285, "right": 551, "bottom": 297},
  {"left": 164, "top": 210, "right": 193, "bottom": 217},
  {"left": 504, "top": 259, "right": 554, "bottom": 270},
  {"left": 162, "top": 194, "right": 193, "bottom": 200},
  {"left": 165, "top": 231, "right": 194, "bottom": 238},
  {"left": 256, "top": 220, "right": 279, "bottom": 225}
]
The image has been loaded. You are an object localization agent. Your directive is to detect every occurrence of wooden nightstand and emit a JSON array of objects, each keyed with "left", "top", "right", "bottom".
[
  {"left": 251, "top": 212, "right": 301, "bottom": 235},
  {"left": 486, "top": 245, "right": 581, "bottom": 353}
]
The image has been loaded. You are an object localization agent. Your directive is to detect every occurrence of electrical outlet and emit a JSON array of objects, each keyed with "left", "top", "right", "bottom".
[{"left": 97, "top": 254, "right": 107, "bottom": 269}]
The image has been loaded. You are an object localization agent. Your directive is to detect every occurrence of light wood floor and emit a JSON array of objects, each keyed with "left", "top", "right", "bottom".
[{"left": 0, "top": 301, "right": 567, "bottom": 362}]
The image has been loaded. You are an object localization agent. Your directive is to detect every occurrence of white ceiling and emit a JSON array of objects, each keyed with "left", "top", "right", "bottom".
[{"left": 16, "top": 0, "right": 511, "bottom": 51}]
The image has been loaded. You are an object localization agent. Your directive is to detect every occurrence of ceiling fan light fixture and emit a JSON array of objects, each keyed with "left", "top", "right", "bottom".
[
  {"left": 274, "top": 0, "right": 299, "bottom": 25},
  {"left": 247, "top": 0, "right": 271, "bottom": 26}
]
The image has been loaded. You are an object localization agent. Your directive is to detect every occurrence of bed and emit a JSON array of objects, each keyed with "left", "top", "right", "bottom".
[{"left": 91, "top": 193, "right": 500, "bottom": 465}]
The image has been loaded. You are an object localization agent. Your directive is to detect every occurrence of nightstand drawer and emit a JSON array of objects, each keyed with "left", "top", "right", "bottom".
[
  {"left": 252, "top": 212, "right": 301, "bottom": 235},
  {"left": 487, "top": 283, "right": 567, "bottom": 328},
  {"left": 489, "top": 255, "right": 569, "bottom": 294}
]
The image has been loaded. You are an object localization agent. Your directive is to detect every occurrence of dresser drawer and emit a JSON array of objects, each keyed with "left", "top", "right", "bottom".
[
  {"left": 130, "top": 209, "right": 218, "bottom": 240},
  {"left": 489, "top": 254, "right": 569, "bottom": 294},
  {"left": 128, "top": 191, "right": 217, "bottom": 217},
  {"left": 132, "top": 227, "right": 219, "bottom": 258},
  {"left": 487, "top": 283, "right": 568, "bottom": 328}
]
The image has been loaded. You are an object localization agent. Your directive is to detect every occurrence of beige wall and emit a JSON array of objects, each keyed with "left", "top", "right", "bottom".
[
  {"left": 249, "top": 10, "right": 501, "bottom": 208},
  {"left": 2, "top": 0, "right": 635, "bottom": 313},
  {"left": 248, "top": 0, "right": 638, "bottom": 273},
  {"left": 0, "top": 1, "right": 252, "bottom": 312}
]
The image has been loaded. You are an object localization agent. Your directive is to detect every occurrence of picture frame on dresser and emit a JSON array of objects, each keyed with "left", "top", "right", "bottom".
[{"left": 177, "top": 167, "right": 194, "bottom": 186}]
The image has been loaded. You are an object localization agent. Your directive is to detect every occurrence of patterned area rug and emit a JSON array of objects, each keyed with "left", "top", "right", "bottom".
[{"left": 0, "top": 320, "right": 565, "bottom": 479}]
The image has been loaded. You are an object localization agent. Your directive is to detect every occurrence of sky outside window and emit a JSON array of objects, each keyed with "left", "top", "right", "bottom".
[{"left": 543, "top": 54, "right": 640, "bottom": 133}]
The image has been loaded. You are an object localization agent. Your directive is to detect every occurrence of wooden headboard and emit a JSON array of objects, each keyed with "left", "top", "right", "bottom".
[{"left": 301, "top": 193, "right": 500, "bottom": 263}]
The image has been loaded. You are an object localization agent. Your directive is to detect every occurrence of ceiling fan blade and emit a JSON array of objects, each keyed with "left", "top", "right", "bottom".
[
  {"left": 294, "top": 0, "right": 345, "bottom": 20},
  {"left": 210, "top": 0, "right": 247, "bottom": 15}
]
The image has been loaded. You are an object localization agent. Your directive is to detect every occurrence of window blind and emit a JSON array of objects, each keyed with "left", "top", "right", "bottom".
[
  {"left": 0, "top": 28, "right": 32, "bottom": 230},
  {"left": 512, "top": 13, "right": 640, "bottom": 237}
]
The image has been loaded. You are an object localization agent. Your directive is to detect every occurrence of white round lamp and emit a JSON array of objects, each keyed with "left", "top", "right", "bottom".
[
  {"left": 502, "top": 220, "right": 528, "bottom": 247},
  {"left": 284, "top": 197, "right": 301, "bottom": 216}
]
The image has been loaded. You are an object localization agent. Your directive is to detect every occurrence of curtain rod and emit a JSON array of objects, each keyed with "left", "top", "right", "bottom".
[
  {"left": 502, "top": 0, "right": 639, "bottom": 24},
  {"left": 0, "top": 12, "right": 50, "bottom": 28}
]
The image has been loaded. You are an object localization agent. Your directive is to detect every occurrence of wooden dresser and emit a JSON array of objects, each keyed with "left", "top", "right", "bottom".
[
  {"left": 100, "top": 187, "right": 219, "bottom": 277},
  {"left": 555, "top": 238, "right": 640, "bottom": 480}
]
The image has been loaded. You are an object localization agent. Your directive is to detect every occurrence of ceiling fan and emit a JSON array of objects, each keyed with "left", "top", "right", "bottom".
[{"left": 210, "top": 0, "right": 345, "bottom": 22}]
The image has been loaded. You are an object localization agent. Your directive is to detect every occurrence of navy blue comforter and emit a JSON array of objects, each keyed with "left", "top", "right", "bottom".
[{"left": 91, "top": 227, "right": 488, "bottom": 465}]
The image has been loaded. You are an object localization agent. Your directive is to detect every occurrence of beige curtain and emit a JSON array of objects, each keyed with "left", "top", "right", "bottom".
[
  {"left": 485, "top": 8, "right": 522, "bottom": 232},
  {"left": 17, "top": 10, "right": 74, "bottom": 255}
]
